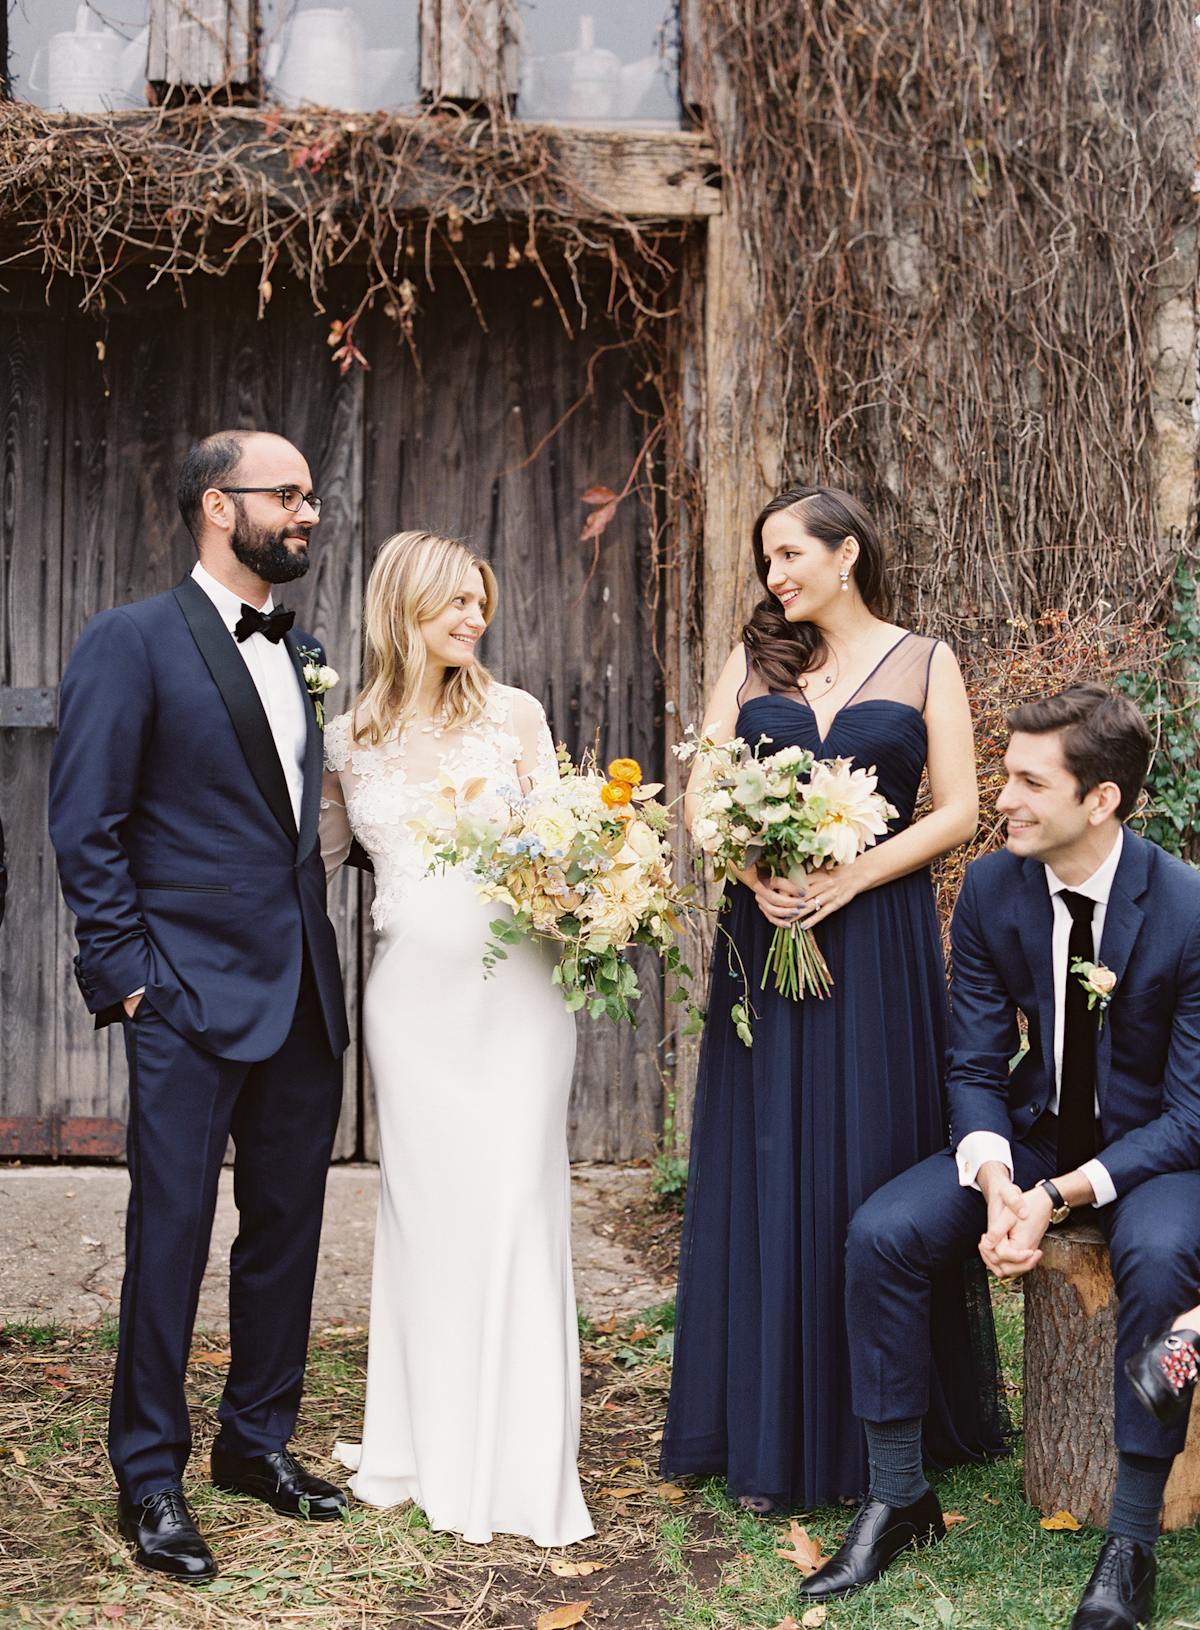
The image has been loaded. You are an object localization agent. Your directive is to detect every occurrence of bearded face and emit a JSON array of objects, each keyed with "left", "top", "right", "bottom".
[{"left": 229, "top": 500, "right": 312, "bottom": 584}]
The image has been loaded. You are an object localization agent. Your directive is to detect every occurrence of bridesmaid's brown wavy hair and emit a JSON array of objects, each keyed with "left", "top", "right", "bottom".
[{"left": 742, "top": 486, "right": 894, "bottom": 691}]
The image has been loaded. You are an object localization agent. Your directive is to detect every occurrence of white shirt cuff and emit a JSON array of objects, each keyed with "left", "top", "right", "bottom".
[
  {"left": 1079, "top": 1157, "right": 1117, "bottom": 1208},
  {"left": 955, "top": 1131, "right": 1014, "bottom": 1191},
  {"left": 125, "top": 987, "right": 145, "bottom": 1001}
]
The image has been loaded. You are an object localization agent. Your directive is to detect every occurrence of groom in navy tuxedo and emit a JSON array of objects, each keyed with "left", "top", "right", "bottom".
[
  {"left": 50, "top": 431, "right": 352, "bottom": 1580},
  {"left": 797, "top": 683, "right": 1200, "bottom": 1629}
]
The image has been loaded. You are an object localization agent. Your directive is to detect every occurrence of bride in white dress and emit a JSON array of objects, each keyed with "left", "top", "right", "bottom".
[{"left": 319, "top": 531, "right": 593, "bottom": 1548}]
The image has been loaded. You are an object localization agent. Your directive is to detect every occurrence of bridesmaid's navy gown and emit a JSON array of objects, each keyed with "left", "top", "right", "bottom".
[{"left": 660, "top": 635, "right": 1007, "bottom": 1509}]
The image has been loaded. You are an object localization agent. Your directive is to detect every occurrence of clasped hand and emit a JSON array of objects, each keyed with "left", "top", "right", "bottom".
[
  {"left": 740, "top": 862, "right": 860, "bottom": 931},
  {"left": 977, "top": 1170, "right": 1052, "bottom": 1280}
]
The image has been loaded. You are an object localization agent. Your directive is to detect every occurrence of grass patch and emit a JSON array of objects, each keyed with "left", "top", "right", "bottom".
[{"left": 2, "top": 1291, "right": 1197, "bottom": 1629}]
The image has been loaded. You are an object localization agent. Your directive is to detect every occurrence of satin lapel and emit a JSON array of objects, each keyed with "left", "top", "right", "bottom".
[
  {"left": 1020, "top": 860, "right": 1057, "bottom": 1082},
  {"left": 172, "top": 576, "right": 299, "bottom": 846},
  {"left": 285, "top": 631, "right": 323, "bottom": 864},
  {"left": 1095, "top": 835, "right": 1149, "bottom": 1095}
]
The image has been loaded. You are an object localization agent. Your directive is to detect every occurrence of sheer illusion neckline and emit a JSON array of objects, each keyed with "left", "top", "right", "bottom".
[{"left": 770, "top": 632, "right": 914, "bottom": 744}]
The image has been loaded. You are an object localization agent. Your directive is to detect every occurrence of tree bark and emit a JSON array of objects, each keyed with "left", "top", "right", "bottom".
[{"left": 1023, "top": 1220, "right": 1200, "bottom": 1532}]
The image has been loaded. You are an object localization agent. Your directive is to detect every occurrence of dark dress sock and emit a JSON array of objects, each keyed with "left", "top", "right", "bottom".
[{"left": 1106, "top": 1451, "right": 1172, "bottom": 1548}]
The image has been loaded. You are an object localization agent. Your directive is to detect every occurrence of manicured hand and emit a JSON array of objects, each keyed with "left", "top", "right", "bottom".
[
  {"left": 797, "top": 863, "right": 860, "bottom": 929},
  {"left": 737, "top": 869, "right": 806, "bottom": 928}
]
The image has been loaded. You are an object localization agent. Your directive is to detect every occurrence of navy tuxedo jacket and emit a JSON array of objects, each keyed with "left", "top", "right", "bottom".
[
  {"left": 947, "top": 831, "right": 1200, "bottom": 1196},
  {"left": 49, "top": 575, "right": 350, "bottom": 1062}
]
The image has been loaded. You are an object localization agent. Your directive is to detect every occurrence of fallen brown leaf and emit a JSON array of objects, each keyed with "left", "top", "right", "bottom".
[
  {"left": 944, "top": 1511, "right": 968, "bottom": 1527},
  {"left": 192, "top": 1349, "right": 231, "bottom": 1366},
  {"left": 649, "top": 1428, "right": 663, "bottom": 1443},
  {"left": 1040, "top": 1509, "right": 1082, "bottom": 1531},
  {"left": 801, "top": 1608, "right": 828, "bottom": 1628},
  {"left": 550, "top": 1561, "right": 607, "bottom": 1577},
  {"left": 599, "top": 1486, "right": 638, "bottom": 1500},
  {"left": 655, "top": 1482, "right": 687, "bottom": 1502},
  {"left": 776, "top": 1520, "right": 824, "bottom": 1575},
  {"left": 592, "top": 1315, "right": 618, "bottom": 1334},
  {"left": 982, "top": 1494, "right": 1000, "bottom": 1504},
  {"left": 12, "top": 1447, "right": 27, "bottom": 1466},
  {"left": 767, "top": 1617, "right": 800, "bottom": 1630},
  {"left": 536, "top": 1603, "right": 590, "bottom": 1630}
]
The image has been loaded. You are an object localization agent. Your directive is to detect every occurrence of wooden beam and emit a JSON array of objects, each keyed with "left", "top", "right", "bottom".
[
  {"left": 543, "top": 128, "right": 721, "bottom": 220},
  {"left": 701, "top": 210, "right": 780, "bottom": 682}
]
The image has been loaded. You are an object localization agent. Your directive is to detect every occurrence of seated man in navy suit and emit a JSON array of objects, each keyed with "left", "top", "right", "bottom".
[
  {"left": 797, "top": 683, "right": 1200, "bottom": 1630},
  {"left": 50, "top": 432, "right": 352, "bottom": 1581}
]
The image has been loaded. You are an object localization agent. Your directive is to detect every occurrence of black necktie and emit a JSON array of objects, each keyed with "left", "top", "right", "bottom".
[
  {"left": 234, "top": 604, "right": 295, "bottom": 644},
  {"left": 1058, "top": 889, "right": 1098, "bottom": 1174}
]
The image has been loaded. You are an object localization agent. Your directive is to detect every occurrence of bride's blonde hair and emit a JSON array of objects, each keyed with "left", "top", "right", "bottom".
[{"left": 352, "top": 531, "right": 498, "bottom": 744}]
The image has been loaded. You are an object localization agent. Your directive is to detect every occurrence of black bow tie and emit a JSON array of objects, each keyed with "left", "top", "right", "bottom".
[{"left": 234, "top": 604, "right": 295, "bottom": 644}]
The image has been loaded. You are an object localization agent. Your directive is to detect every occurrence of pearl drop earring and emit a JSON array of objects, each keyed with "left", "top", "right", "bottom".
[{"left": 840, "top": 568, "right": 850, "bottom": 590}]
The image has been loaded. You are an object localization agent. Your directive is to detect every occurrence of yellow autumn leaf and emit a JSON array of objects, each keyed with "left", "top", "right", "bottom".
[
  {"left": 536, "top": 1603, "right": 590, "bottom": 1630},
  {"left": 776, "top": 1520, "right": 823, "bottom": 1575},
  {"left": 599, "top": 1486, "right": 638, "bottom": 1499},
  {"left": 13, "top": 1447, "right": 27, "bottom": 1466},
  {"left": 655, "top": 1482, "right": 687, "bottom": 1501},
  {"left": 1040, "top": 1509, "right": 1082, "bottom": 1531},
  {"left": 550, "top": 1561, "right": 606, "bottom": 1578},
  {"left": 802, "top": 1608, "right": 828, "bottom": 1628},
  {"left": 944, "top": 1510, "right": 969, "bottom": 1527}
]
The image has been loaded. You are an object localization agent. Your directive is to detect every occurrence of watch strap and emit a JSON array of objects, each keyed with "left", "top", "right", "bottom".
[{"left": 1040, "top": 1178, "right": 1070, "bottom": 1222}]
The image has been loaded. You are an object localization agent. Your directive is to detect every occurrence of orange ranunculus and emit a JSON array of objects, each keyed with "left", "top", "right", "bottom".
[
  {"left": 607, "top": 757, "right": 643, "bottom": 786},
  {"left": 601, "top": 779, "right": 633, "bottom": 808}
]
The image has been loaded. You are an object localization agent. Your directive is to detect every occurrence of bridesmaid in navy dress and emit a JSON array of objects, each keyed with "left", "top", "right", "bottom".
[{"left": 661, "top": 486, "right": 1008, "bottom": 1510}]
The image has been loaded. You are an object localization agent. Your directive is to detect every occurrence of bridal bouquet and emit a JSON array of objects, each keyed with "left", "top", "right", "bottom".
[
  {"left": 413, "top": 753, "right": 694, "bottom": 1026},
  {"left": 675, "top": 727, "right": 897, "bottom": 1005}
]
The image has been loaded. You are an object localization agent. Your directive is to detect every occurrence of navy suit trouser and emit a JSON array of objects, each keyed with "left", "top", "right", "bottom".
[
  {"left": 845, "top": 1124, "right": 1200, "bottom": 1462},
  {"left": 109, "top": 962, "right": 343, "bottom": 1504}
]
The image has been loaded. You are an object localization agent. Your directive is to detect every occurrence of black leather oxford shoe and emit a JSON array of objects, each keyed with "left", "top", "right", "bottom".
[
  {"left": 1124, "top": 1325, "right": 1199, "bottom": 1426},
  {"left": 794, "top": 1488, "right": 946, "bottom": 1601},
  {"left": 117, "top": 1487, "right": 217, "bottom": 1582},
  {"left": 1068, "top": 1535, "right": 1156, "bottom": 1629},
  {"left": 210, "top": 1440, "right": 348, "bottom": 1521}
]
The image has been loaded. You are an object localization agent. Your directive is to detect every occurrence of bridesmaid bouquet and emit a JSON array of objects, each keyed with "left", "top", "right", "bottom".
[
  {"left": 413, "top": 753, "right": 695, "bottom": 1027},
  {"left": 675, "top": 728, "right": 897, "bottom": 1007}
]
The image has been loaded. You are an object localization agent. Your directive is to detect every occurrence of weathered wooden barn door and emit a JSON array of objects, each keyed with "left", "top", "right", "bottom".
[
  {"left": 0, "top": 256, "right": 667, "bottom": 1161},
  {"left": 359, "top": 258, "right": 667, "bottom": 1160},
  {"left": 0, "top": 266, "right": 365, "bottom": 1159}
]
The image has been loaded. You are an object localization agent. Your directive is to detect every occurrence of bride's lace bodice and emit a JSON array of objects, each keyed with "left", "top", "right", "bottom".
[{"left": 320, "top": 684, "right": 559, "bottom": 932}]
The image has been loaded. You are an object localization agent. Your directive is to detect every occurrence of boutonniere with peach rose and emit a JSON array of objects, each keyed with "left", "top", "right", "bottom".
[{"left": 1070, "top": 958, "right": 1117, "bottom": 1029}]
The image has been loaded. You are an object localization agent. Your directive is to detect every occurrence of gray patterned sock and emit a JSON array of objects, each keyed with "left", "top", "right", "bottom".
[
  {"left": 863, "top": 1417, "right": 929, "bottom": 1508},
  {"left": 1106, "top": 1451, "right": 1171, "bottom": 1549}
]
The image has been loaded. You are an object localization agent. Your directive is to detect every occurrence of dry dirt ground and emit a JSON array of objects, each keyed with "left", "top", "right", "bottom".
[
  {"left": 0, "top": 1162, "right": 677, "bottom": 1332},
  {"left": 1, "top": 1161, "right": 715, "bottom": 1630}
]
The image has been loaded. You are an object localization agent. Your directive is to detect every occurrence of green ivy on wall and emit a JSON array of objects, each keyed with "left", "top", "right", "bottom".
[{"left": 1119, "top": 557, "right": 1200, "bottom": 862}]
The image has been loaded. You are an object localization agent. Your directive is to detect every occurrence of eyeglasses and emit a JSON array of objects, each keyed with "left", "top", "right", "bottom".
[{"left": 218, "top": 486, "right": 323, "bottom": 516}]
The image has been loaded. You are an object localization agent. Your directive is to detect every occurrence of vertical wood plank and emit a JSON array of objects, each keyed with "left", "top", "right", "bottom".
[
  {"left": 281, "top": 268, "right": 367, "bottom": 1159},
  {"left": 148, "top": 0, "right": 257, "bottom": 86},
  {"left": 0, "top": 276, "right": 66, "bottom": 1139}
]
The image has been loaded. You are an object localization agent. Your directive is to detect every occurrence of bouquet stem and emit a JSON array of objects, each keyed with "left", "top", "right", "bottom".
[{"left": 762, "top": 922, "right": 833, "bottom": 1000}]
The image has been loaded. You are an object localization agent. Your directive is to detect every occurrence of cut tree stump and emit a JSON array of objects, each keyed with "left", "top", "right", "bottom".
[{"left": 1023, "top": 1220, "right": 1200, "bottom": 1530}]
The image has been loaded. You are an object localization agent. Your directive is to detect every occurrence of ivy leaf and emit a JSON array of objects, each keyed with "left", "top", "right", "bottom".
[{"left": 580, "top": 485, "right": 618, "bottom": 505}]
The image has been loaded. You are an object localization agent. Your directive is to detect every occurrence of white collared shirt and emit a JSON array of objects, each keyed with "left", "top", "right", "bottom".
[
  {"left": 191, "top": 562, "right": 308, "bottom": 827},
  {"left": 955, "top": 828, "right": 1123, "bottom": 1206}
]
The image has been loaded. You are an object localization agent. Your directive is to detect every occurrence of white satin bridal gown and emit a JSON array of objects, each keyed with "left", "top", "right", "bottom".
[{"left": 320, "top": 684, "right": 593, "bottom": 1547}]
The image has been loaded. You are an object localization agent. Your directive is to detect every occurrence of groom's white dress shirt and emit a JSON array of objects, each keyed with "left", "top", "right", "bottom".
[
  {"left": 954, "top": 827, "right": 1122, "bottom": 1206},
  {"left": 191, "top": 562, "right": 308, "bottom": 826}
]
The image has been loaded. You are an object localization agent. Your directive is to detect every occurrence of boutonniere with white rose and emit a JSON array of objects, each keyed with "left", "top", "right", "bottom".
[
  {"left": 296, "top": 645, "right": 338, "bottom": 728},
  {"left": 1070, "top": 957, "right": 1117, "bottom": 1029}
]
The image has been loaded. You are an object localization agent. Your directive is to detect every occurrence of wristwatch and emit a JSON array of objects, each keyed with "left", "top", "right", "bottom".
[{"left": 1039, "top": 1179, "right": 1070, "bottom": 1225}]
